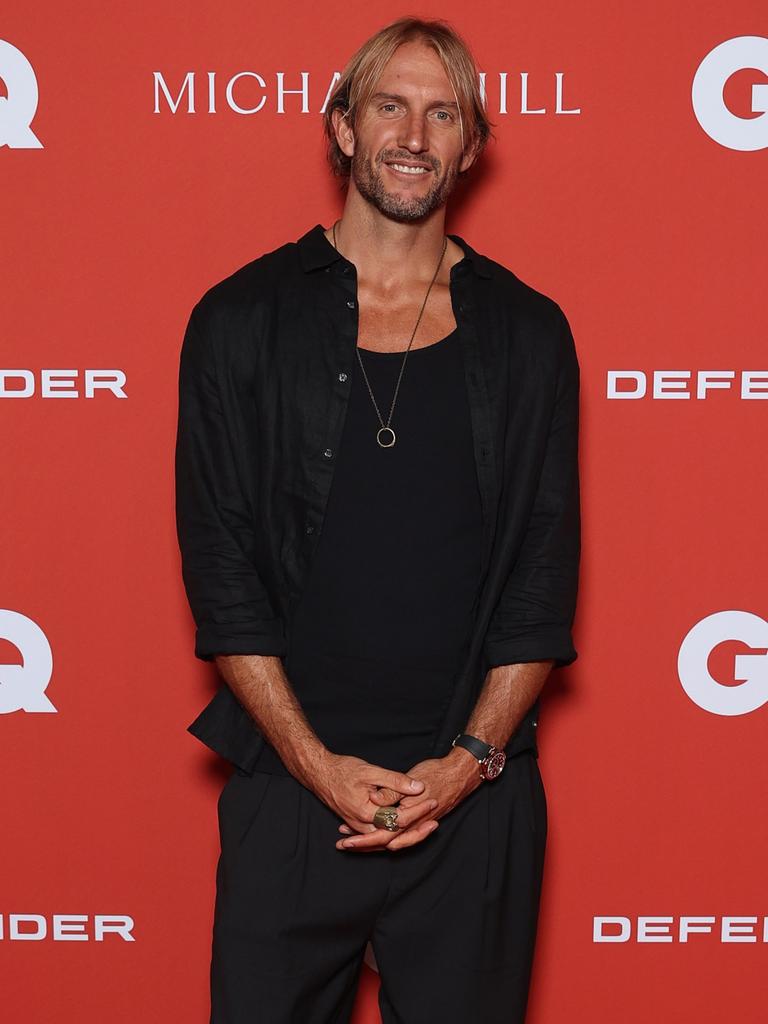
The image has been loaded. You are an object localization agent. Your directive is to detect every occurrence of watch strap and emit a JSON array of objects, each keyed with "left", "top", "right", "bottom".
[{"left": 452, "top": 732, "right": 493, "bottom": 761}]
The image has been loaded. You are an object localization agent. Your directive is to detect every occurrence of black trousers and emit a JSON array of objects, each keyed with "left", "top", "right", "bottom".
[{"left": 209, "top": 750, "right": 547, "bottom": 1023}]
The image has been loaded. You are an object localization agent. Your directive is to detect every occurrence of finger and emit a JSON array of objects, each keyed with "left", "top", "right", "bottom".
[
  {"left": 336, "top": 819, "right": 439, "bottom": 851},
  {"left": 361, "top": 766, "right": 425, "bottom": 796},
  {"left": 388, "top": 820, "right": 439, "bottom": 851},
  {"left": 396, "top": 791, "right": 434, "bottom": 809},
  {"left": 345, "top": 819, "right": 377, "bottom": 834},
  {"left": 337, "top": 803, "right": 438, "bottom": 849},
  {"left": 336, "top": 827, "right": 396, "bottom": 850},
  {"left": 342, "top": 795, "right": 435, "bottom": 837},
  {"left": 369, "top": 787, "right": 398, "bottom": 805},
  {"left": 336, "top": 842, "right": 388, "bottom": 854},
  {"left": 341, "top": 798, "right": 435, "bottom": 838},
  {"left": 377, "top": 798, "right": 437, "bottom": 831},
  {"left": 340, "top": 820, "right": 388, "bottom": 836}
]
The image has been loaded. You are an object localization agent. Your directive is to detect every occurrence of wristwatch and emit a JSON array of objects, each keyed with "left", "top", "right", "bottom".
[{"left": 451, "top": 732, "right": 506, "bottom": 780}]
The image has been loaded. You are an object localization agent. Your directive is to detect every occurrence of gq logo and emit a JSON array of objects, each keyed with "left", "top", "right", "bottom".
[
  {"left": 0, "top": 39, "right": 43, "bottom": 149},
  {"left": 692, "top": 36, "right": 768, "bottom": 151},
  {"left": 0, "top": 610, "right": 56, "bottom": 714},
  {"left": 678, "top": 611, "right": 768, "bottom": 716}
]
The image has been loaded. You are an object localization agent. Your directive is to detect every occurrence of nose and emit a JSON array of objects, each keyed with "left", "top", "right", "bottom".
[{"left": 398, "top": 111, "right": 429, "bottom": 153}]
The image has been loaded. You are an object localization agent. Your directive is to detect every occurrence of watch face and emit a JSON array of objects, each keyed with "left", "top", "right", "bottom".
[{"left": 482, "top": 749, "right": 506, "bottom": 780}]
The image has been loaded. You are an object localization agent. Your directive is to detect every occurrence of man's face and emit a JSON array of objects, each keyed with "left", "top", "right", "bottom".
[{"left": 345, "top": 41, "right": 474, "bottom": 222}]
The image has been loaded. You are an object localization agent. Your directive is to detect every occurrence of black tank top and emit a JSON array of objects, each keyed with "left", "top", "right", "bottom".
[{"left": 253, "top": 324, "right": 484, "bottom": 774}]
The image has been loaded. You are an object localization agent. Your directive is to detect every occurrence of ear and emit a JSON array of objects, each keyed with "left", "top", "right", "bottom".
[
  {"left": 331, "top": 106, "right": 355, "bottom": 160},
  {"left": 459, "top": 133, "right": 481, "bottom": 175}
]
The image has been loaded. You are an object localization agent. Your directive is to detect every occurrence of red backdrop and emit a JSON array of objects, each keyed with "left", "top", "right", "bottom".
[{"left": 2, "top": 3, "right": 767, "bottom": 1021}]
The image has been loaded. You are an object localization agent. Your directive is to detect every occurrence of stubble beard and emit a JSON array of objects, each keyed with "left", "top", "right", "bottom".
[{"left": 350, "top": 147, "right": 460, "bottom": 223}]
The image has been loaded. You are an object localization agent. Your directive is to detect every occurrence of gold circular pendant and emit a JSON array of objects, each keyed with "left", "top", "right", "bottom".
[{"left": 377, "top": 426, "right": 396, "bottom": 448}]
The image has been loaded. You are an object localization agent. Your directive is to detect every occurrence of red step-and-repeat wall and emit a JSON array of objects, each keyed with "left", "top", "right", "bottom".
[{"left": 2, "top": 3, "right": 766, "bottom": 1021}]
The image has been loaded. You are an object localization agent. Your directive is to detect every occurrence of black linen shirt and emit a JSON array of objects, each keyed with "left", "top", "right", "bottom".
[{"left": 174, "top": 222, "right": 581, "bottom": 773}]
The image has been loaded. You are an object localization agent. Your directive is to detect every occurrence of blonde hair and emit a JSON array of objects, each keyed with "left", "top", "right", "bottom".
[{"left": 323, "top": 16, "right": 495, "bottom": 179}]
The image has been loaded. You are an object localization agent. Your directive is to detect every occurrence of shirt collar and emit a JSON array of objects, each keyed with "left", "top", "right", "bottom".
[{"left": 297, "top": 222, "right": 493, "bottom": 280}]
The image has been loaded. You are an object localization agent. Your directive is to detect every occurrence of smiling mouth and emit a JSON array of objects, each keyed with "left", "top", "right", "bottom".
[{"left": 384, "top": 161, "right": 433, "bottom": 177}]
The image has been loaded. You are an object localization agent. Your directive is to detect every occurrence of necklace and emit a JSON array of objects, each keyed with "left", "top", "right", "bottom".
[{"left": 331, "top": 219, "right": 447, "bottom": 448}]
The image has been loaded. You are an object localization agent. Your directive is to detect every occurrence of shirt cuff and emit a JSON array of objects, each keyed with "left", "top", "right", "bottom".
[
  {"left": 194, "top": 622, "right": 288, "bottom": 662},
  {"left": 483, "top": 627, "right": 578, "bottom": 670}
]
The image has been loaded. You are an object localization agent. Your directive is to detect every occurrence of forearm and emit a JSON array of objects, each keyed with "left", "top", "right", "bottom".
[
  {"left": 213, "top": 653, "right": 330, "bottom": 786},
  {"left": 395, "top": 659, "right": 556, "bottom": 822},
  {"left": 462, "top": 660, "right": 554, "bottom": 750}
]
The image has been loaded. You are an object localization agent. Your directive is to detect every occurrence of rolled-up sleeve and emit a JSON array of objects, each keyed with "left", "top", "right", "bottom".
[
  {"left": 482, "top": 305, "right": 581, "bottom": 669},
  {"left": 174, "top": 305, "right": 287, "bottom": 661}
]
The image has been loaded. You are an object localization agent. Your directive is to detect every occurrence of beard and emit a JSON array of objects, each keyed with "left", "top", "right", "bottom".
[{"left": 351, "top": 146, "right": 460, "bottom": 222}]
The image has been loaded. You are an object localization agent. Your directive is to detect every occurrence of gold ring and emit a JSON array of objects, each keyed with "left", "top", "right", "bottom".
[{"left": 373, "top": 805, "right": 400, "bottom": 832}]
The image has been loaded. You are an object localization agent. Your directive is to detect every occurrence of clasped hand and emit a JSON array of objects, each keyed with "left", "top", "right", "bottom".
[{"left": 312, "top": 749, "right": 482, "bottom": 853}]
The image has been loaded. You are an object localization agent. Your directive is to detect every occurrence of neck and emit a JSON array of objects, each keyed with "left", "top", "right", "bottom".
[{"left": 326, "top": 190, "right": 461, "bottom": 289}]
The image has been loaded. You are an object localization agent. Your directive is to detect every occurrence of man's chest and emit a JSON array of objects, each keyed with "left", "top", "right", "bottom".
[{"left": 354, "top": 281, "right": 458, "bottom": 352}]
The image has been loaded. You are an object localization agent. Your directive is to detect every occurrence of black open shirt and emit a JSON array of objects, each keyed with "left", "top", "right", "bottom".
[{"left": 174, "top": 223, "right": 581, "bottom": 772}]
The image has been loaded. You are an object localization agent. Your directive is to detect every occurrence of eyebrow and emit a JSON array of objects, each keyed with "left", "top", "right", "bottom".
[{"left": 370, "top": 91, "right": 459, "bottom": 110}]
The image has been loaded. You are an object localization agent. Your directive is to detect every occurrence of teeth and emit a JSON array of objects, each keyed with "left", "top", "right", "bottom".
[{"left": 390, "top": 163, "right": 428, "bottom": 174}]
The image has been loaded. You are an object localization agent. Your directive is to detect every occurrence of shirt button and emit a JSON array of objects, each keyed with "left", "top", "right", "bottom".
[
  {"left": 305, "top": 524, "right": 315, "bottom": 534},
  {"left": 323, "top": 448, "right": 333, "bottom": 459},
  {"left": 346, "top": 300, "right": 355, "bottom": 309},
  {"left": 338, "top": 372, "right": 348, "bottom": 382}
]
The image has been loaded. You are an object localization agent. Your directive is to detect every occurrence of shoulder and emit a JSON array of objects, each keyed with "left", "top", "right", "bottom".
[
  {"left": 473, "top": 249, "right": 577, "bottom": 366},
  {"left": 481, "top": 252, "right": 570, "bottom": 330},
  {"left": 188, "top": 236, "right": 299, "bottom": 334}
]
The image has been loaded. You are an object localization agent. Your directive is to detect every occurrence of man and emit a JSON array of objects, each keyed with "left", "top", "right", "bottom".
[{"left": 175, "top": 15, "right": 580, "bottom": 1024}]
